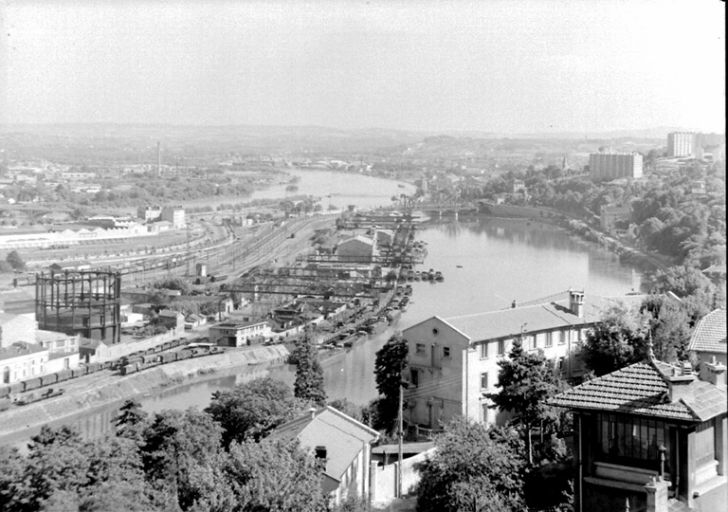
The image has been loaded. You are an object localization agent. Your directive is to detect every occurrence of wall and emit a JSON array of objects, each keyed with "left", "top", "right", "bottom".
[
  {"left": 403, "top": 318, "right": 469, "bottom": 428},
  {"left": 0, "top": 347, "right": 48, "bottom": 384},
  {"left": 90, "top": 328, "right": 183, "bottom": 363},
  {"left": 370, "top": 447, "right": 436, "bottom": 506}
]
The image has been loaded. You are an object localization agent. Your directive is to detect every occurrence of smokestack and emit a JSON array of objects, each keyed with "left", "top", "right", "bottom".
[{"left": 157, "top": 141, "right": 161, "bottom": 176}]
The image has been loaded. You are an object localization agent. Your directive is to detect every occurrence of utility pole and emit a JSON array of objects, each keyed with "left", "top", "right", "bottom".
[{"left": 397, "top": 380, "right": 409, "bottom": 498}]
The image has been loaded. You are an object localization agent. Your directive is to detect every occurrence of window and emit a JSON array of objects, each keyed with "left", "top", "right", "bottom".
[
  {"left": 415, "top": 343, "right": 425, "bottom": 354},
  {"left": 597, "top": 413, "right": 670, "bottom": 471},
  {"left": 480, "top": 342, "right": 489, "bottom": 359},
  {"left": 442, "top": 346, "right": 450, "bottom": 358},
  {"left": 498, "top": 339, "right": 505, "bottom": 356},
  {"left": 480, "top": 372, "right": 488, "bottom": 390},
  {"left": 481, "top": 403, "right": 489, "bottom": 423},
  {"left": 55, "top": 340, "right": 65, "bottom": 349},
  {"left": 410, "top": 369, "right": 419, "bottom": 387},
  {"left": 545, "top": 332, "right": 553, "bottom": 348},
  {"left": 556, "top": 330, "right": 564, "bottom": 345},
  {"left": 525, "top": 335, "right": 536, "bottom": 350}
]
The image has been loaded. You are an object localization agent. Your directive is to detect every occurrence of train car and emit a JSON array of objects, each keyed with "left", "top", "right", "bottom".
[
  {"left": 70, "top": 368, "right": 83, "bottom": 379},
  {"left": 22, "top": 377, "right": 42, "bottom": 392},
  {"left": 87, "top": 362, "right": 102, "bottom": 373},
  {"left": 40, "top": 373, "right": 58, "bottom": 387},
  {"left": 56, "top": 369, "right": 73, "bottom": 382},
  {"left": 121, "top": 363, "right": 138, "bottom": 376},
  {"left": 161, "top": 352, "right": 176, "bottom": 364},
  {"left": 178, "top": 350, "right": 192, "bottom": 360}
]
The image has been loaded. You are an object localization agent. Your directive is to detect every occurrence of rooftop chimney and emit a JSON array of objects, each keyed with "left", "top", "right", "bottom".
[
  {"left": 663, "top": 362, "right": 696, "bottom": 403},
  {"left": 568, "top": 289, "right": 585, "bottom": 318},
  {"left": 699, "top": 356, "right": 727, "bottom": 388}
]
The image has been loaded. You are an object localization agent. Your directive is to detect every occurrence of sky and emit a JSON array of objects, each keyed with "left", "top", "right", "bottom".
[{"left": 0, "top": 0, "right": 725, "bottom": 133}]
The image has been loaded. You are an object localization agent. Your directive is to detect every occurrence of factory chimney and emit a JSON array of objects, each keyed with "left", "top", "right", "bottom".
[{"left": 156, "top": 141, "right": 161, "bottom": 177}]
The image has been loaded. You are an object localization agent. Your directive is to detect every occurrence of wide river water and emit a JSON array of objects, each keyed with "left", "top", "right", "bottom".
[{"left": 5, "top": 170, "right": 642, "bottom": 443}]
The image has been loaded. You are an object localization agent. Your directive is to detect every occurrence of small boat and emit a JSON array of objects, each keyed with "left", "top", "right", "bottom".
[
  {"left": 435, "top": 271, "right": 444, "bottom": 281},
  {"left": 456, "top": 265, "right": 463, "bottom": 269},
  {"left": 414, "top": 271, "right": 421, "bottom": 281}
]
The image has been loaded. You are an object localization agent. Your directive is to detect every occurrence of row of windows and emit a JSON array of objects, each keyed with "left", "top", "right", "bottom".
[
  {"left": 414, "top": 343, "right": 450, "bottom": 358},
  {"left": 596, "top": 413, "right": 671, "bottom": 471},
  {"left": 478, "top": 328, "right": 588, "bottom": 359}
]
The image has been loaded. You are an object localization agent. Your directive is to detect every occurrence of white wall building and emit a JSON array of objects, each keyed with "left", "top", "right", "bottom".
[{"left": 402, "top": 290, "right": 645, "bottom": 430}]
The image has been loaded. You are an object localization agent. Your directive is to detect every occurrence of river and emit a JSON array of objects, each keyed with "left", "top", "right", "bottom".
[{"left": 4, "top": 170, "right": 642, "bottom": 444}]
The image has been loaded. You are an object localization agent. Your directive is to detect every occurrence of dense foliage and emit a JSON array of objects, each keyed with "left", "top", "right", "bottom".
[
  {"left": 0, "top": 382, "right": 334, "bottom": 512},
  {"left": 416, "top": 418, "right": 527, "bottom": 512}
]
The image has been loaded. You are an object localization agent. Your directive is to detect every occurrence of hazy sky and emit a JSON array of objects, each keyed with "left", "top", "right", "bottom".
[{"left": 1, "top": 0, "right": 725, "bottom": 133}]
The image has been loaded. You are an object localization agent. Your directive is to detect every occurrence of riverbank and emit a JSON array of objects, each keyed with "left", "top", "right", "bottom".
[
  {"left": 479, "top": 201, "right": 669, "bottom": 272},
  {"left": 0, "top": 345, "right": 289, "bottom": 443}
]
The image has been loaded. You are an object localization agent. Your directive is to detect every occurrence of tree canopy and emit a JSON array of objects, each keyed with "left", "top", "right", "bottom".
[
  {"left": 416, "top": 418, "right": 527, "bottom": 512},
  {"left": 372, "top": 332, "right": 408, "bottom": 431}
]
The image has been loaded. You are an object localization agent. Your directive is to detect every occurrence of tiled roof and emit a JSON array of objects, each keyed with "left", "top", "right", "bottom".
[
  {"left": 548, "top": 361, "right": 727, "bottom": 422},
  {"left": 688, "top": 309, "right": 726, "bottom": 354},
  {"left": 443, "top": 294, "right": 646, "bottom": 342},
  {"left": 269, "top": 406, "right": 379, "bottom": 482}
]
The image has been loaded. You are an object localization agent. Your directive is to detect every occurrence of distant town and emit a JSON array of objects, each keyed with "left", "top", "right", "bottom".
[{"left": 0, "top": 124, "right": 724, "bottom": 512}]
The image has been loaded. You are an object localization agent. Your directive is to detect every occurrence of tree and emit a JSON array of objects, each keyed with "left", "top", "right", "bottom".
[
  {"left": 373, "top": 333, "right": 408, "bottom": 431},
  {"left": 113, "top": 399, "right": 148, "bottom": 441},
  {"left": 293, "top": 334, "right": 327, "bottom": 405},
  {"left": 416, "top": 418, "right": 527, "bottom": 512},
  {"left": 486, "top": 340, "right": 562, "bottom": 464},
  {"left": 224, "top": 438, "right": 328, "bottom": 512},
  {"left": 640, "top": 295, "right": 693, "bottom": 362},
  {"left": 205, "top": 377, "right": 303, "bottom": 446},
  {"left": 140, "top": 408, "right": 233, "bottom": 511},
  {"left": 328, "top": 398, "right": 365, "bottom": 423},
  {"left": 5, "top": 250, "right": 25, "bottom": 271},
  {"left": 582, "top": 307, "right": 647, "bottom": 377}
]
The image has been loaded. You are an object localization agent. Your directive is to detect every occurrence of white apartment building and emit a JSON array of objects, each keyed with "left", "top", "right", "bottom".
[
  {"left": 667, "top": 132, "right": 695, "bottom": 158},
  {"left": 589, "top": 153, "right": 643, "bottom": 181},
  {"left": 402, "top": 290, "right": 645, "bottom": 430}
]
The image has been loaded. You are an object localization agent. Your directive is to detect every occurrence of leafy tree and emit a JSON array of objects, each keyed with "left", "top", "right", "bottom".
[
  {"left": 327, "top": 398, "right": 365, "bottom": 423},
  {"left": 486, "top": 340, "right": 562, "bottom": 463},
  {"left": 140, "top": 408, "right": 233, "bottom": 511},
  {"left": 581, "top": 307, "right": 646, "bottom": 376},
  {"left": 205, "top": 377, "right": 303, "bottom": 446},
  {"left": 640, "top": 295, "right": 693, "bottom": 362},
  {"left": 293, "top": 334, "right": 327, "bottom": 405},
  {"left": 5, "top": 250, "right": 25, "bottom": 271},
  {"left": 373, "top": 333, "right": 408, "bottom": 431},
  {"left": 416, "top": 418, "right": 527, "bottom": 512},
  {"left": 225, "top": 438, "right": 328, "bottom": 512},
  {"left": 648, "top": 265, "right": 716, "bottom": 314}
]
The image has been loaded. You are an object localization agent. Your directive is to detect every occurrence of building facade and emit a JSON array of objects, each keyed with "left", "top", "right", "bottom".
[
  {"left": 667, "top": 132, "right": 695, "bottom": 158},
  {"left": 589, "top": 153, "right": 644, "bottom": 181},
  {"left": 209, "top": 320, "right": 271, "bottom": 347},
  {"left": 550, "top": 357, "right": 727, "bottom": 512},
  {"left": 269, "top": 406, "right": 379, "bottom": 507},
  {"left": 688, "top": 309, "right": 726, "bottom": 367},
  {"left": 402, "top": 290, "right": 645, "bottom": 430},
  {"left": 161, "top": 206, "right": 186, "bottom": 229}
]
